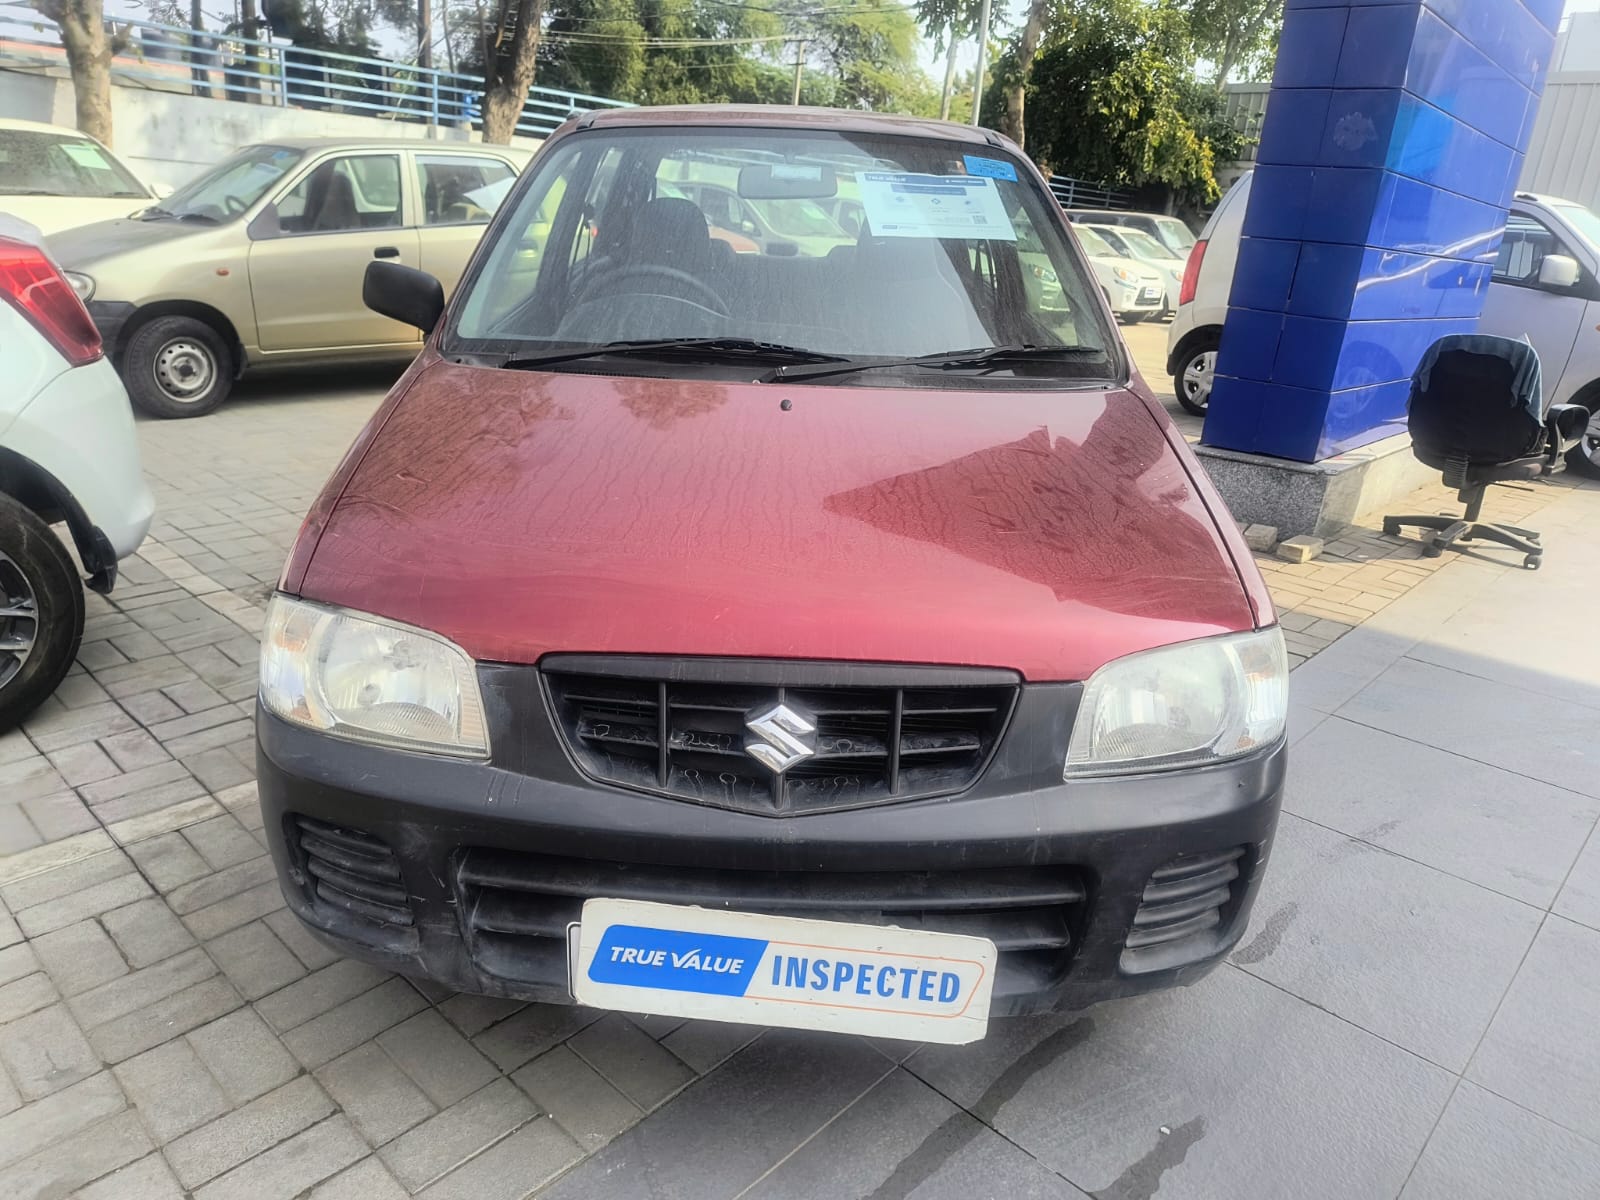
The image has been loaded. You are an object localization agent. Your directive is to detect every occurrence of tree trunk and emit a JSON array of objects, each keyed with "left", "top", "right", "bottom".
[
  {"left": 1000, "top": 0, "right": 1046, "bottom": 150},
  {"left": 418, "top": 0, "right": 433, "bottom": 69},
  {"left": 939, "top": 26, "right": 961, "bottom": 121},
  {"left": 1212, "top": 27, "right": 1241, "bottom": 92},
  {"left": 481, "top": 0, "right": 542, "bottom": 143},
  {"left": 36, "top": 0, "right": 119, "bottom": 145}
]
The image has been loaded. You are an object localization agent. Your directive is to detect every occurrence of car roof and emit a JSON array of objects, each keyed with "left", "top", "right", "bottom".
[
  {"left": 249, "top": 136, "right": 533, "bottom": 157},
  {"left": 575, "top": 104, "right": 1013, "bottom": 149},
  {"left": 0, "top": 117, "right": 107, "bottom": 138}
]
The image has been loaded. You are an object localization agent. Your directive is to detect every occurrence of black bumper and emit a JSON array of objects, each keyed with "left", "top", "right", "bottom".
[
  {"left": 86, "top": 300, "right": 136, "bottom": 356},
  {"left": 256, "top": 669, "right": 1285, "bottom": 1018}
]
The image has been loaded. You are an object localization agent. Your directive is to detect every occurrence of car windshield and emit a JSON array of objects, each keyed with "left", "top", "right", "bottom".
[
  {"left": 154, "top": 145, "right": 302, "bottom": 222},
  {"left": 450, "top": 127, "right": 1117, "bottom": 382},
  {"left": 753, "top": 196, "right": 845, "bottom": 239},
  {"left": 0, "top": 129, "right": 148, "bottom": 198},
  {"left": 1155, "top": 216, "right": 1196, "bottom": 253},
  {"left": 1550, "top": 200, "right": 1600, "bottom": 256},
  {"left": 1109, "top": 227, "right": 1175, "bottom": 261},
  {"left": 1075, "top": 226, "right": 1117, "bottom": 258}
]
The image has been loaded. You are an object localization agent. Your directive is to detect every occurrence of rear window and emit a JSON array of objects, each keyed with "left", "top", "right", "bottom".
[
  {"left": 0, "top": 130, "right": 148, "bottom": 199},
  {"left": 451, "top": 125, "right": 1118, "bottom": 382}
]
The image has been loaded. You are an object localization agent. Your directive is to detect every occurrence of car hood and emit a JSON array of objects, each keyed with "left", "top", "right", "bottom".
[
  {"left": 1089, "top": 253, "right": 1161, "bottom": 281},
  {"left": 46, "top": 214, "right": 209, "bottom": 267},
  {"left": 298, "top": 360, "right": 1255, "bottom": 681},
  {"left": 4, "top": 196, "right": 154, "bottom": 238}
]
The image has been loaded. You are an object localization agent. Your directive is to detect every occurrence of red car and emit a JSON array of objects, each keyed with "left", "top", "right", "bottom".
[{"left": 257, "top": 107, "right": 1286, "bottom": 1045}]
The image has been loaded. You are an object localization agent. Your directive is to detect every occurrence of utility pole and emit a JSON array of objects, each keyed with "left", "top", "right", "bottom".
[
  {"left": 969, "top": 0, "right": 991, "bottom": 127},
  {"left": 791, "top": 39, "right": 804, "bottom": 106}
]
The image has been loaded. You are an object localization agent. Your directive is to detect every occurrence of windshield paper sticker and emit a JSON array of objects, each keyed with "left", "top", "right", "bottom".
[
  {"left": 574, "top": 899, "right": 996, "bottom": 1045},
  {"left": 963, "top": 155, "right": 1018, "bottom": 182},
  {"left": 62, "top": 143, "right": 112, "bottom": 170},
  {"left": 858, "top": 172, "right": 1016, "bottom": 241}
]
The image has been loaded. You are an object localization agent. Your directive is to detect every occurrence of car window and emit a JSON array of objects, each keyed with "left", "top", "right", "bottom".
[
  {"left": 269, "top": 154, "right": 402, "bottom": 235},
  {"left": 160, "top": 145, "right": 302, "bottom": 223},
  {"left": 1495, "top": 213, "right": 1571, "bottom": 286},
  {"left": 1548, "top": 200, "right": 1600, "bottom": 258},
  {"left": 451, "top": 127, "right": 1117, "bottom": 380},
  {"left": 1090, "top": 227, "right": 1132, "bottom": 256},
  {"left": 0, "top": 129, "right": 148, "bottom": 199},
  {"left": 1112, "top": 227, "right": 1173, "bottom": 261},
  {"left": 1076, "top": 227, "right": 1117, "bottom": 258},
  {"left": 1154, "top": 216, "right": 1196, "bottom": 254},
  {"left": 417, "top": 154, "right": 516, "bottom": 225}
]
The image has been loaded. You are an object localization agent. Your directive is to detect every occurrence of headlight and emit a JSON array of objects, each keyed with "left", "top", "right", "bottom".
[
  {"left": 63, "top": 271, "right": 95, "bottom": 302},
  {"left": 1064, "top": 628, "right": 1287, "bottom": 778},
  {"left": 260, "top": 595, "right": 489, "bottom": 757},
  {"left": 1112, "top": 266, "right": 1139, "bottom": 284}
]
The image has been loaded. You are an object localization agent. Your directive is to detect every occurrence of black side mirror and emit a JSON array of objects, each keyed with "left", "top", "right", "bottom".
[{"left": 364, "top": 260, "right": 445, "bottom": 332}]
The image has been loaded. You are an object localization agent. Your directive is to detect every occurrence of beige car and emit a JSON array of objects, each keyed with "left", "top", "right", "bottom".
[
  {"left": 0, "top": 118, "right": 162, "bottom": 235},
  {"left": 47, "top": 137, "right": 532, "bottom": 417}
]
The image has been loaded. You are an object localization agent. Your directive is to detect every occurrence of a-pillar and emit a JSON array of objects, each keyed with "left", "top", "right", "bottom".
[{"left": 1202, "top": 0, "right": 1563, "bottom": 465}]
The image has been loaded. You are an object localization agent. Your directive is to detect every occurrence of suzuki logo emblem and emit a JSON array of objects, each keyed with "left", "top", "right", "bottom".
[{"left": 744, "top": 702, "right": 817, "bottom": 774}]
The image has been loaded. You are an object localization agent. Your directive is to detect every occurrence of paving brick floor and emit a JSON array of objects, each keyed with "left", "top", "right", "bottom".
[{"left": 2, "top": 367, "right": 1598, "bottom": 1198}]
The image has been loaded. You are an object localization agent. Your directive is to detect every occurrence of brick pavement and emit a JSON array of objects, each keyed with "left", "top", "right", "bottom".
[{"left": 1, "top": 370, "right": 1596, "bottom": 1198}]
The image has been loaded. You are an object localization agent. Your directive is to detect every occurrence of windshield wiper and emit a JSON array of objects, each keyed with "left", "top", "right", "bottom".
[
  {"left": 0, "top": 188, "right": 57, "bottom": 196},
  {"left": 765, "top": 343, "right": 1104, "bottom": 384},
  {"left": 136, "top": 207, "right": 217, "bottom": 224},
  {"left": 497, "top": 337, "right": 850, "bottom": 371}
]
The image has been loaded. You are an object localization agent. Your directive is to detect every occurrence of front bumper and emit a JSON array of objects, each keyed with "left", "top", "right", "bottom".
[{"left": 257, "top": 671, "right": 1284, "bottom": 1018}]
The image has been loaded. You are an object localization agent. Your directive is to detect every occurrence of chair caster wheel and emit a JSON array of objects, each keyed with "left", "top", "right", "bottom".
[
  {"left": 1524, "top": 554, "right": 1543, "bottom": 571},
  {"left": 1423, "top": 541, "right": 1443, "bottom": 558},
  {"left": 1382, "top": 519, "right": 1400, "bottom": 536}
]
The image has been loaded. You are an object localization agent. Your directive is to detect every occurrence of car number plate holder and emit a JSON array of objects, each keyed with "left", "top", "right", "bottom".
[{"left": 569, "top": 898, "right": 997, "bottom": 1045}]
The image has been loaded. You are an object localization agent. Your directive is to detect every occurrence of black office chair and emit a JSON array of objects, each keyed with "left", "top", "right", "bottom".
[{"left": 1383, "top": 335, "right": 1588, "bottom": 570}]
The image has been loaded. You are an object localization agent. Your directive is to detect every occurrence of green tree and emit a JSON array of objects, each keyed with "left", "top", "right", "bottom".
[
  {"left": 1184, "top": 0, "right": 1282, "bottom": 88},
  {"left": 1023, "top": 0, "right": 1243, "bottom": 205},
  {"left": 913, "top": 0, "right": 998, "bottom": 121},
  {"left": 793, "top": 0, "right": 934, "bottom": 112}
]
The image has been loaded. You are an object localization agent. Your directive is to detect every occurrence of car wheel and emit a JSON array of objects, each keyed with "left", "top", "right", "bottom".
[
  {"left": 1174, "top": 336, "right": 1221, "bottom": 417},
  {"left": 0, "top": 494, "right": 85, "bottom": 732},
  {"left": 1565, "top": 402, "right": 1600, "bottom": 479},
  {"left": 124, "top": 316, "right": 232, "bottom": 419}
]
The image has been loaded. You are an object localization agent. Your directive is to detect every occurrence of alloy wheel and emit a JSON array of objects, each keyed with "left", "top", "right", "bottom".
[{"left": 0, "top": 550, "right": 39, "bottom": 693}]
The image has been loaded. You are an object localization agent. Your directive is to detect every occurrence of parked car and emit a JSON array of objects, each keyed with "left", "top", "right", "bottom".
[
  {"left": 0, "top": 118, "right": 163, "bottom": 235},
  {"left": 1085, "top": 223, "right": 1185, "bottom": 319},
  {"left": 1074, "top": 224, "right": 1165, "bottom": 323},
  {"left": 0, "top": 216, "right": 153, "bottom": 729},
  {"left": 1069, "top": 208, "right": 1197, "bottom": 259},
  {"left": 47, "top": 137, "right": 532, "bottom": 419},
  {"left": 1168, "top": 172, "right": 1600, "bottom": 473},
  {"left": 257, "top": 106, "right": 1288, "bottom": 1045}
]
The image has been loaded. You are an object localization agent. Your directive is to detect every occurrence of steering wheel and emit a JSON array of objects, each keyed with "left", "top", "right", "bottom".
[
  {"left": 575, "top": 263, "right": 730, "bottom": 317},
  {"left": 222, "top": 195, "right": 247, "bottom": 216}
]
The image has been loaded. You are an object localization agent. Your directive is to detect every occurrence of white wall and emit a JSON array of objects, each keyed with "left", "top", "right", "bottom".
[{"left": 3, "top": 71, "right": 542, "bottom": 187}]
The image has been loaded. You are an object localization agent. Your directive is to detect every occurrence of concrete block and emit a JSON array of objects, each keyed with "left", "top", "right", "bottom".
[
  {"left": 1244, "top": 524, "right": 1280, "bottom": 552},
  {"left": 1278, "top": 535, "right": 1327, "bottom": 563}
]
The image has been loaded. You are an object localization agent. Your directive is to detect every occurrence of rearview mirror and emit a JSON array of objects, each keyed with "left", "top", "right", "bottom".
[
  {"left": 738, "top": 163, "right": 837, "bottom": 200},
  {"left": 364, "top": 260, "right": 445, "bottom": 332},
  {"left": 1539, "top": 254, "right": 1581, "bottom": 289}
]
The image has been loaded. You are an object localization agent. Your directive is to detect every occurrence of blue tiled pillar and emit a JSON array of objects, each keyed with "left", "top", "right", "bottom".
[{"left": 1202, "top": 0, "right": 1563, "bottom": 463}]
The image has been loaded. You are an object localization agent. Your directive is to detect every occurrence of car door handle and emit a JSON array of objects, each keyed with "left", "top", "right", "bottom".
[{"left": 373, "top": 246, "right": 401, "bottom": 259}]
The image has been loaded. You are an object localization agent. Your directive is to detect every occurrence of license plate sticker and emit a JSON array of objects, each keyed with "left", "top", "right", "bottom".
[{"left": 571, "top": 899, "right": 997, "bottom": 1045}]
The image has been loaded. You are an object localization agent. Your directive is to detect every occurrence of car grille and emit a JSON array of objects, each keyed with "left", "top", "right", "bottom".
[
  {"left": 1122, "top": 845, "right": 1245, "bottom": 962},
  {"left": 456, "top": 848, "right": 1085, "bottom": 1000},
  {"left": 288, "top": 815, "right": 413, "bottom": 929},
  {"left": 544, "top": 669, "right": 1018, "bottom": 815}
]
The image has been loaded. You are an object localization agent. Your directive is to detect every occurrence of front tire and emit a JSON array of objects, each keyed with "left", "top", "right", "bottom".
[
  {"left": 0, "top": 495, "right": 85, "bottom": 732},
  {"left": 1174, "top": 335, "right": 1221, "bottom": 417},
  {"left": 124, "top": 315, "right": 233, "bottom": 419},
  {"left": 1565, "top": 401, "right": 1600, "bottom": 479}
]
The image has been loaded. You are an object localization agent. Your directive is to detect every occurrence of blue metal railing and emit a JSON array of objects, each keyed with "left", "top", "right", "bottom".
[{"left": 0, "top": 4, "right": 630, "bottom": 138}]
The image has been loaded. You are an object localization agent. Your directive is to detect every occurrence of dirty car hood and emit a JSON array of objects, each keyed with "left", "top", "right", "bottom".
[{"left": 298, "top": 360, "right": 1255, "bottom": 680}]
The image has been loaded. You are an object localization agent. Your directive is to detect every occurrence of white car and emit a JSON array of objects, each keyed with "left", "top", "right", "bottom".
[
  {"left": 0, "top": 216, "right": 153, "bottom": 728},
  {"left": 0, "top": 118, "right": 162, "bottom": 236},
  {"left": 1074, "top": 224, "right": 1164, "bottom": 324},
  {"left": 1084, "top": 223, "right": 1186, "bottom": 319},
  {"left": 1166, "top": 177, "right": 1600, "bottom": 476}
]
